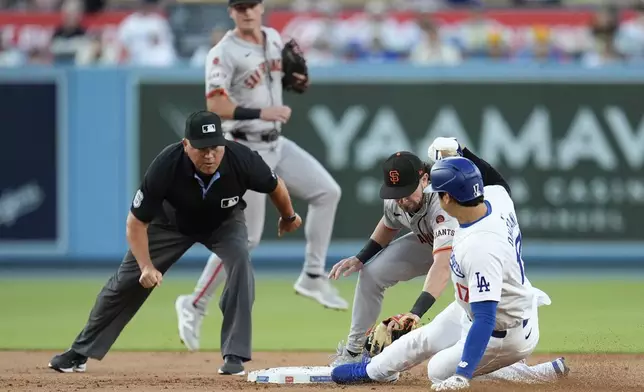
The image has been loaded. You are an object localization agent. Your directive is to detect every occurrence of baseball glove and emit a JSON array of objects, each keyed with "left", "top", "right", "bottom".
[
  {"left": 281, "top": 38, "right": 309, "bottom": 94},
  {"left": 364, "top": 314, "right": 421, "bottom": 357}
]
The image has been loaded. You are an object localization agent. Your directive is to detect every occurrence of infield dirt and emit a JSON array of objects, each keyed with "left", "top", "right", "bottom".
[{"left": 1, "top": 352, "right": 642, "bottom": 392}]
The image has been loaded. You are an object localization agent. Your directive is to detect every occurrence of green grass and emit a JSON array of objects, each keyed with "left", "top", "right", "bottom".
[{"left": 0, "top": 274, "right": 641, "bottom": 353}]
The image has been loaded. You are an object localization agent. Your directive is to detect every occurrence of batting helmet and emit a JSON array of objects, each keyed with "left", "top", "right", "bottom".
[{"left": 423, "top": 157, "right": 484, "bottom": 203}]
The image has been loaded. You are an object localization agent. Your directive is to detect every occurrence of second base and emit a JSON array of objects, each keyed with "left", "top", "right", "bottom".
[{"left": 247, "top": 366, "right": 333, "bottom": 384}]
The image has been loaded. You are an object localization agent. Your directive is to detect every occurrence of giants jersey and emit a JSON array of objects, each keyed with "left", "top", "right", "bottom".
[
  {"left": 383, "top": 193, "right": 457, "bottom": 254},
  {"left": 449, "top": 185, "right": 534, "bottom": 331},
  {"left": 205, "top": 27, "right": 284, "bottom": 134}
]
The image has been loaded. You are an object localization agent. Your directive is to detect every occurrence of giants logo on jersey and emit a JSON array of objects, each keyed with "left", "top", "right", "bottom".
[
  {"left": 435, "top": 228, "right": 455, "bottom": 238},
  {"left": 244, "top": 59, "right": 283, "bottom": 89}
]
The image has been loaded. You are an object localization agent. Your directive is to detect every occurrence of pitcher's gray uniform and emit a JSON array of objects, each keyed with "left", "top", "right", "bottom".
[
  {"left": 343, "top": 193, "right": 457, "bottom": 355},
  {"left": 175, "top": 26, "right": 347, "bottom": 352}
]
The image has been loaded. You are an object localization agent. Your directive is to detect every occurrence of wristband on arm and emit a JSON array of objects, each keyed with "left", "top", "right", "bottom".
[
  {"left": 356, "top": 239, "right": 383, "bottom": 263},
  {"left": 410, "top": 291, "right": 436, "bottom": 318},
  {"left": 233, "top": 107, "right": 261, "bottom": 120}
]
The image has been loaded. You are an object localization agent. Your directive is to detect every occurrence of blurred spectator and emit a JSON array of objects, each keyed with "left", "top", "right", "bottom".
[
  {"left": 305, "top": 36, "right": 338, "bottom": 66},
  {"left": 456, "top": 7, "right": 506, "bottom": 58},
  {"left": 343, "top": 1, "right": 415, "bottom": 61},
  {"left": 615, "top": 1, "right": 644, "bottom": 60},
  {"left": 0, "top": 40, "right": 25, "bottom": 67},
  {"left": 32, "top": 0, "right": 60, "bottom": 11},
  {"left": 190, "top": 27, "right": 226, "bottom": 68},
  {"left": 27, "top": 47, "right": 52, "bottom": 65},
  {"left": 582, "top": 6, "right": 625, "bottom": 67},
  {"left": 486, "top": 30, "right": 510, "bottom": 60},
  {"left": 409, "top": 18, "right": 462, "bottom": 66},
  {"left": 116, "top": 0, "right": 177, "bottom": 67},
  {"left": 50, "top": 0, "right": 88, "bottom": 65},
  {"left": 75, "top": 32, "right": 120, "bottom": 65},
  {"left": 513, "top": 25, "right": 567, "bottom": 63}
]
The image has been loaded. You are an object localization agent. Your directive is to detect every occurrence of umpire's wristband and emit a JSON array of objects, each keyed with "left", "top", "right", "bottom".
[
  {"left": 233, "top": 106, "right": 261, "bottom": 120},
  {"left": 355, "top": 239, "right": 383, "bottom": 264},
  {"left": 410, "top": 291, "right": 436, "bottom": 318}
]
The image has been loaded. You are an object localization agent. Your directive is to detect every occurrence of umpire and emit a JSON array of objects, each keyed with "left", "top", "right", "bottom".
[{"left": 48, "top": 110, "right": 302, "bottom": 376}]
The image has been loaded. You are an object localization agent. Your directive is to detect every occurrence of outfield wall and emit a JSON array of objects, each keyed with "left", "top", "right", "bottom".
[{"left": 1, "top": 63, "right": 644, "bottom": 268}]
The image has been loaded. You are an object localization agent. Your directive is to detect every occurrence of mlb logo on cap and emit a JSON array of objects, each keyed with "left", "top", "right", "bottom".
[{"left": 202, "top": 124, "right": 218, "bottom": 134}]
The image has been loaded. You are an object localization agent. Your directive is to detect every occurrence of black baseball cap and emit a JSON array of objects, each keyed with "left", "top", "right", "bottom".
[
  {"left": 229, "top": 0, "right": 262, "bottom": 5},
  {"left": 184, "top": 110, "right": 226, "bottom": 149},
  {"left": 379, "top": 151, "right": 425, "bottom": 200}
]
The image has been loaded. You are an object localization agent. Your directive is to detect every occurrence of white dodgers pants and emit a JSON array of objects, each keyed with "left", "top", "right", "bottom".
[{"left": 367, "top": 287, "right": 561, "bottom": 384}]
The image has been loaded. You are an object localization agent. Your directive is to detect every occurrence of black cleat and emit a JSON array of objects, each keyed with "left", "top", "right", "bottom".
[
  {"left": 48, "top": 349, "right": 88, "bottom": 373},
  {"left": 218, "top": 355, "right": 245, "bottom": 376}
]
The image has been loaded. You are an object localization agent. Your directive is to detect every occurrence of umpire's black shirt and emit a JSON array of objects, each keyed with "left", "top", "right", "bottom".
[{"left": 130, "top": 141, "right": 278, "bottom": 235}]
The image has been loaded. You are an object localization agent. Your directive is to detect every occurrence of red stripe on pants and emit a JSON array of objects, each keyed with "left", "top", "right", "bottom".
[{"left": 193, "top": 262, "right": 224, "bottom": 306}]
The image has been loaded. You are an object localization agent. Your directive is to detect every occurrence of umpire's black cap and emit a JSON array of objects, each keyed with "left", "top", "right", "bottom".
[
  {"left": 379, "top": 151, "right": 425, "bottom": 200},
  {"left": 185, "top": 111, "right": 226, "bottom": 149},
  {"left": 228, "top": 0, "right": 262, "bottom": 5}
]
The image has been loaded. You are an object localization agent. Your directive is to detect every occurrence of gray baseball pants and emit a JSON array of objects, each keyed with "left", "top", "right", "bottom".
[
  {"left": 346, "top": 232, "right": 435, "bottom": 354},
  {"left": 71, "top": 208, "right": 255, "bottom": 361}
]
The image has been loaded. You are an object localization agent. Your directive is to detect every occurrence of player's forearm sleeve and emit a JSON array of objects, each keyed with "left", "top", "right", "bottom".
[
  {"left": 455, "top": 300, "right": 498, "bottom": 379},
  {"left": 462, "top": 148, "right": 511, "bottom": 196}
]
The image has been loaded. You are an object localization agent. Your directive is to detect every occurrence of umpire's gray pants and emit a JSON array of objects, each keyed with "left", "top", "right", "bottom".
[{"left": 71, "top": 208, "right": 254, "bottom": 361}]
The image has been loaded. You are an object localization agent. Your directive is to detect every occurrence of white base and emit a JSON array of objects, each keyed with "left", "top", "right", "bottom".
[{"left": 247, "top": 366, "right": 333, "bottom": 384}]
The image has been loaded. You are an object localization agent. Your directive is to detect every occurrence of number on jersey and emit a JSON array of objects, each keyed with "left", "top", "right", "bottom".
[
  {"left": 456, "top": 283, "right": 469, "bottom": 302},
  {"left": 514, "top": 231, "right": 526, "bottom": 284},
  {"left": 475, "top": 272, "right": 491, "bottom": 293}
]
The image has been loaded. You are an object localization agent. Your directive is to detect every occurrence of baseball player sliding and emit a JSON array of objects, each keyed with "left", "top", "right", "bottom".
[
  {"left": 174, "top": 0, "right": 347, "bottom": 353},
  {"left": 331, "top": 138, "right": 570, "bottom": 389}
]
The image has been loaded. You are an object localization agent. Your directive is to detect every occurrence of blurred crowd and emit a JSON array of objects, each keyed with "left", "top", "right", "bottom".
[
  {"left": 295, "top": 1, "right": 644, "bottom": 67},
  {"left": 0, "top": 0, "right": 643, "bottom": 68}
]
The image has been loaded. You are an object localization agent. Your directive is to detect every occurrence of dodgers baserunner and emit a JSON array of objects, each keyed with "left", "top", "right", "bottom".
[
  {"left": 329, "top": 139, "right": 529, "bottom": 367},
  {"left": 174, "top": 0, "right": 348, "bottom": 353},
  {"left": 332, "top": 141, "right": 570, "bottom": 389}
]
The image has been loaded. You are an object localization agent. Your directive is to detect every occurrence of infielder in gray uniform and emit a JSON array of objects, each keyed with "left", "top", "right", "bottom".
[
  {"left": 329, "top": 150, "right": 458, "bottom": 366},
  {"left": 175, "top": 0, "right": 347, "bottom": 353}
]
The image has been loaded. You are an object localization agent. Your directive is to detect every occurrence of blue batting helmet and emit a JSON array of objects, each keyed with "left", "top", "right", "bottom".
[{"left": 423, "top": 157, "right": 484, "bottom": 203}]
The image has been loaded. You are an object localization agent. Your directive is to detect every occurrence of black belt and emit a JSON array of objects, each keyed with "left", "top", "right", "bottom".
[
  {"left": 491, "top": 319, "right": 529, "bottom": 339},
  {"left": 467, "top": 316, "right": 529, "bottom": 339},
  {"left": 230, "top": 129, "right": 279, "bottom": 143}
]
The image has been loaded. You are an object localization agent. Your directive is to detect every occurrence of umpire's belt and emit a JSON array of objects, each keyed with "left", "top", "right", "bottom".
[
  {"left": 230, "top": 129, "right": 279, "bottom": 143},
  {"left": 468, "top": 317, "right": 529, "bottom": 338}
]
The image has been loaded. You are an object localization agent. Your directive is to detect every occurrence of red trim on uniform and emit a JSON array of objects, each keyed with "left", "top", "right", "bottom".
[
  {"left": 192, "top": 262, "right": 224, "bottom": 306},
  {"left": 206, "top": 88, "right": 227, "bottom": 99},
  {"left": 383, "top": 224, "right": 398, "bottom": 231},
  {"left": 432, "top": 246, "right": 452, "bottom": 255}
]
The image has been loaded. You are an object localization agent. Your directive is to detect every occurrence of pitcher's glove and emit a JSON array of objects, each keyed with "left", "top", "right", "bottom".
[
  {"left": 281, "top": 38, "right": 309, "bottom": 94},
  {"left": 364, "top": 313, "right": 421, "bottom": 357}
]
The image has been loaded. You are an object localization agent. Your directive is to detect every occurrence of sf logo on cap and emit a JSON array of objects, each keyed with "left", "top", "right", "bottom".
[
  {"left": 202, "top": 124, "right": 218, "bottom": 133},
  {"left": 389, "top": 170, "right": 400, "bottom": 184}
]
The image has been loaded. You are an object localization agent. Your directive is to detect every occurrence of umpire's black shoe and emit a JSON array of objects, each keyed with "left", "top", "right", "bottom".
[
  {"left": 218, "top": 355, "right": 245, "bottom": 376},
  {"left": 48, "top": 349, "right": 88, "bottom": 373}
]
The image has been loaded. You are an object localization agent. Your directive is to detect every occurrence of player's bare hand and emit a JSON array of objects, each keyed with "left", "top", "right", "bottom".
[
  {"left": 293, "top": 72, "right": 309, "bottom": 87},
  {"left": 261, "top": 106, "right": 292, "bottom": 123},
  {"left": 328, "top": 256, "right": 363, "bottom": 280},
  {"left": 278, "top": 213, "right": 302, "bottom": 237},
  {"left": 387, "top": 313, "right": 420, "bottom": 334},
  {"left": 139, "top": 265, "right": 162, "bottom": 289}
]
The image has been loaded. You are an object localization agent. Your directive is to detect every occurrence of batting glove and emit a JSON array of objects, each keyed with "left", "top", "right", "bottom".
[
  {"left": 430, "top": 375, "right": 470, "bottom": 391},
  {"left": 427, "top": 137, "right": 463, "bottom": 164}
]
